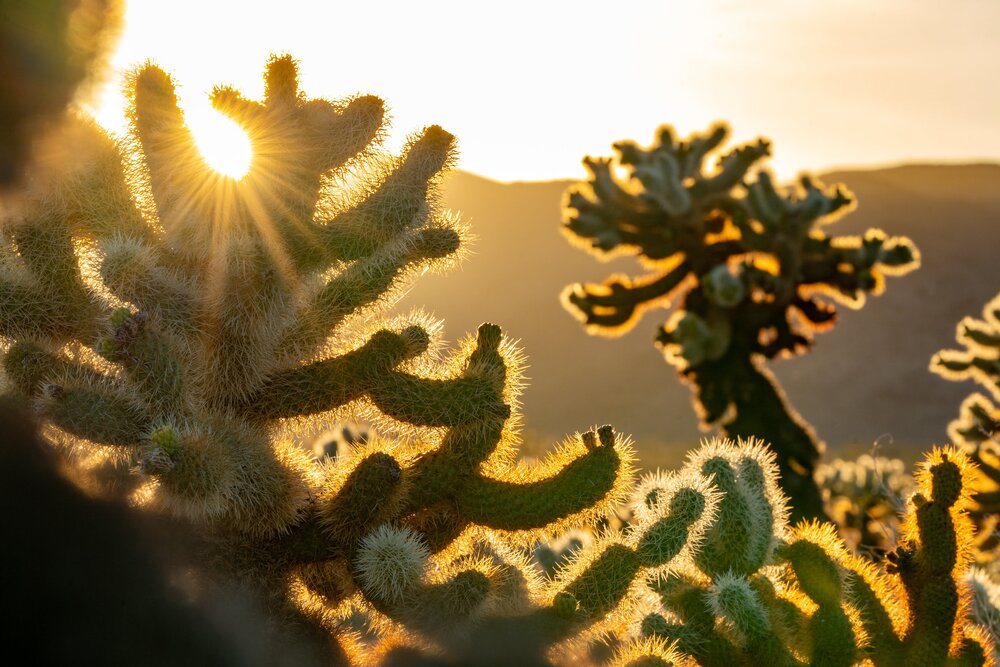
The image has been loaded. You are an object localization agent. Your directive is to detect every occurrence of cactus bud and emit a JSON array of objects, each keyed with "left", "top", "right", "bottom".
[
  {"left": 701, "top": 265, "right": 745, "bottom": 308},
  {"left": 355, "top": 524, "right": 429, "bottom": 606}
]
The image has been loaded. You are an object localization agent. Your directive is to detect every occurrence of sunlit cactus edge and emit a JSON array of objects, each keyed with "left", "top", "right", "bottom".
[
  {"left": 561, "top": 122, "right": 920, "bottom": 522},
  {"left": 0, "top": 54, "right": 636, "bottom": 662}
]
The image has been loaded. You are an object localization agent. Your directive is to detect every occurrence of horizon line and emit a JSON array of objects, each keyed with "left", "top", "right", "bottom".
[{"left": 450, "top": 158, "right": 1000, "bottom": 187}]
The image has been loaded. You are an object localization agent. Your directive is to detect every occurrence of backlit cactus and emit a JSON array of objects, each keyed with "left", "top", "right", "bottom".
[
  {"left": 381, "top": 439, "right": 996, "bottom": 665},
  {"left": 634, "top": 442, "right": 994, "bottom": 666},
  {"left": 932, "top": 293, "right": 1000, "bottom": 559},
  {"left": 0, "top": 55, "right": 635, "bottom": 659},
  {"left": 932, "top": 293, "right": 1000, "bottom": 451},
  {"left": 561, "top": 123, "right": 919, "bottom": 520}
]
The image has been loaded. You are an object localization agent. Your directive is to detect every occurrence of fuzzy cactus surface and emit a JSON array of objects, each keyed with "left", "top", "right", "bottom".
[
  {"left": 560, "top": 123, "right": 919, "bottom": 521},
  {"left": 0, "top": 55, "right": 636, "bottom": 661},
  {"left": 630, "top": 441, "right": 996, "bottom": 666},
  {"left": 367, "top": 439, "right": 997, "bottom": 666}
]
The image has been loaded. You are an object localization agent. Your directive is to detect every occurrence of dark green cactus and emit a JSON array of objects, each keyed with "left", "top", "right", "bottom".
[
  {"left": 0, "top": 55, "right": 636, "bottom": 659},
  {"left": 561, "top": 123, "right": 919, "bottom": 521}
]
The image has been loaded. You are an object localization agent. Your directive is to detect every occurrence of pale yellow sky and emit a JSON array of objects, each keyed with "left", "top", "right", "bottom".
[{"left": 89, "top": 0, "right": 1000, "bottom": 182}]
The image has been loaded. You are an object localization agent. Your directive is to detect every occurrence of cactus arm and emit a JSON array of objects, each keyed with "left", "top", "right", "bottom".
[
  {"left": 797, "top": 230, "right": 920, "bottom": 301},
  {"left": 99, "top": 237, "right": 199, "bottom": 337},
  {"left": 846, "top": 572, "right": 905, "bottom": 665},
  {"left": 318, "top": 452, "right": 404, "bottom": 551},
  {"left": 455, "top": 432, "right": 622, "bottom": 530},
  {"left": 276, "top": 226, "right": 459, "bottom": 357},
  {"left": 558, "top": 543, "right": 642, "bottom": 621},
  {"left": 707, "top": 573, "right": 800, "bottom": 665},
  {"left": 647, "top": 578, "right": 745, "bottom": 666},
  {"left": 128, "top": 65, "right": 215, "bottom": 248},
  {"left": 13, "top": 220, "right": 88, "bottom": 298},
  {"left": 404, "top": 418, "right": 509, "bottom": 511},
  {"left": 371, "top": 371, "right": 504, "bottom": 428},
  {"left": 777, "top": 532, "right": 859, "bottom": 667},
  {"left": 96, "top": 309, "right": 185, "bottom": 417},
  {"left": 316, "top": 126, "right": 456, "bottom": 263},
  {"left": 0, "top": 279, "right": 80, "bottom": 340},
  {"left": 41, "top": 381, "right": 150, "bottom": 446},
  {"left": 244, "top": 327, "right": 429, "bottom": 419},
  {"left": 930, "top": 296, "right": 1000, "bottom": 560},
  {"left": 366, "top": 323, "right": 507, "bottom": 428},
  {"left": 2, "top": 340, "right": 82, "bottom": 395},
  {"left": 1, "top": 341, "right": 147, "bottom": 446},
  {"left": 553, "top": 475, "right": 716, "bottom": 626},
  {"left": 1, "top": 221, "right": 100, "bottom": 341},
  {"left": 899, "top": 452, "right": 975, "bottom": 664},
  {"left": 562, "top": 260, "right": 690, "bottom": 334},
  {"left": 406, "top": 570, "right": 492, "bottom": 630}
]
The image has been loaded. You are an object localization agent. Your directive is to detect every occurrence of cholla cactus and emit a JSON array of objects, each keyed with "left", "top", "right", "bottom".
[
  {"left": 932, "top": 293, "right": 1000, "bottom": 451},
  {"left": 967, "top": 568, "right": 1000, "bottom": 663},
  {"left": 561, "top": 123, "right": 919, "bottom": 521},
  {"left": 0, "top": 56, "right": 635, "bottom": 658},
  {"left": 387, "top": 439, "right": 995, "bottom": 665},
  {"left": 632, "top": 442, "right": 995, "bottom": 666},
  {"left": 817, "top": 454, "right": 911, "bottom": 557},
  {"left": 363, "top": 428, "right": 723, "bottom": 664},
  {"left": 932, "top": 293, "right": 1000, "bottom": 558}
]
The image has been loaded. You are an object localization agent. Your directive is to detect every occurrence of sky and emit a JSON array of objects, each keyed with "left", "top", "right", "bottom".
[{"left": 88, "top": 0, "right": 1000, "bottom": 183}]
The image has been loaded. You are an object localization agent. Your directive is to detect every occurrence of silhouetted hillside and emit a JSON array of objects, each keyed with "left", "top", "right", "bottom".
[{"left": 393, "top": 164, "right": 1000, "bottom": 461}]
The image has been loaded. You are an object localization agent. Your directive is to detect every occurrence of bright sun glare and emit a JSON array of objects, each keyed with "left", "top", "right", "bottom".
[
  {"left": 186, "top": 108, "right": 253, "bottom": 179},
  {"left": 89, "top": 2, "right": 1000, "bottom": 183}
]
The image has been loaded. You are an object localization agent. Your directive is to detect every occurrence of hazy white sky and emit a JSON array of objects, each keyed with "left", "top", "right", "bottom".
[{"left": 90, "top": 0, "right": 1000, "bottom": 182}]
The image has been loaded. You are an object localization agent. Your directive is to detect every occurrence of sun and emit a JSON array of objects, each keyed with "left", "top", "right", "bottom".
[{"left": 185, "top": 106, "right": 252, "bottom": 179}]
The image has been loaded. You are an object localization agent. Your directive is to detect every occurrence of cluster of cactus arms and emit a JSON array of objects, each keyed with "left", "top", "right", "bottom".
[
  {"left": 7, "top": 45, "right": 999, "bottom": 666},
  {"left": 560, "top": 123, "right": 920, "bottom": 521},
  {"left": 630, "top": 441, "right": 997, "bottom": 666},
  {"left": 365, "top": 439, "right": 999, "bottom": 666},
  {"left": 0, "top": 55, "right": 637, "bottom": 661},
  {"left": 932, "top": 293, "right": 1000, "bottom": 559}
]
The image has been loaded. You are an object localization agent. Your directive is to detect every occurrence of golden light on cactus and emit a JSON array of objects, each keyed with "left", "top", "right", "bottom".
[{"left": 0, "top": 51, "right": 646, "bottom": 663}]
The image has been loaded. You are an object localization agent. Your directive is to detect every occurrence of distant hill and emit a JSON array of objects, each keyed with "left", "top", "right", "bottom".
[{"left": 392, "top": 164, "right": 1000, "bottom": 461}]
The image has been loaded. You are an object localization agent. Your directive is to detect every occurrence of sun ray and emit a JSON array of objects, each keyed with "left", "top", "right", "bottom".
[{"left": 186, "top": 106, "right": 253, "bottom": 179}]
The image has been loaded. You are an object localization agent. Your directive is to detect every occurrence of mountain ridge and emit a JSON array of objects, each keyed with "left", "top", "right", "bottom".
[{"left": 392, "top": 163, "right": 1000, "bottom": 460}]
